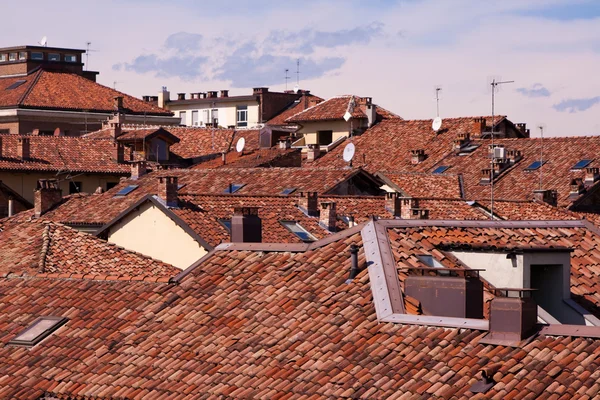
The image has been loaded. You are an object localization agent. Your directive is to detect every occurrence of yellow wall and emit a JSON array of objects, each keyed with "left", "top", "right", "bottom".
[
  {"left": 106, "top": 201, "right": 207, "bottom": 269},
  {"left": 0, "top": 172, "right": 122, "bottom": 203},
  {"left": 298, "top": 120, "right": 351, "bottom": 145}
]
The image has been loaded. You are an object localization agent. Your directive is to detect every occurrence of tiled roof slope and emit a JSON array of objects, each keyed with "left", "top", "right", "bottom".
[
  {"left": 0, "top": 217, "right": 178, "bottom": 278},
  {"left": 266, "top": 94, "right": 324, "bottom": 126},
  {"left": 84, "top": 127, "right": 179, "bottom": 142},
  {"left": 286, "top": 95, "right": 401, "bottom": 123},
  {"left": 169, "top": 127, "right": 260, "bottom": 159},
  {"left": 0, "top": 135, "right": 130, "bottom": 173},
  {"left": 191, "top": 148, "right": 300, "bottom": 169},
  {"left": 0, "top": 69, "right": 171, "bottom": 115},
  {"left": 0, "top": 225, "right": 599, "bottom": 398},
  {"left": 378, "top": 171, "right": 463, "bottom": 198}
]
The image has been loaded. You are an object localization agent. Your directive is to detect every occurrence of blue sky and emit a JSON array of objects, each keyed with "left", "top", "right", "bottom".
[{"left": 1, "top": 0, "right": 600, "bottom": 135}]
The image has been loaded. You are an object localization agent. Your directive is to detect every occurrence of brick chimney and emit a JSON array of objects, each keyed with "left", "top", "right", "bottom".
[
  {"left": 220, "top": 90, "right": 229, "bottom": 98},
  {"left": 298, "top": 192, "right": 318, "bottom": 216},
  {"left": 533, "top": 189, "right": 558, "bottom": 207},
  {"left": 158, "top": 176, "right": 178, "bottom": 207},
  {"left": 506, "top": 149, "right": 522, "bottom": 164},
  {"left": 113, "top": 142, "right": 125, "bottom": 163},
  {"left": 231, "top": 206, "right": 262, "bottom": 243},
  {"left": 114, "top": 96, "right": 124, "bottom": 111},
  {"left": 480, "top": 168, "right": 493, "bottom": 184},
  {"left": 454, "top": 132, "right": 470, "bottom": 152},
  {"left": 208, "top": 91, "right": 218, "bottom": 98},
  {"left": 473, "top": 117, "right": 486, "bottom": 137},
  {"left": 319, "top": 201, "right": 337, "bottom": 232},
  {"left": 34, "top": 179, "right": 62, "bottom": 218},
  {"left": 385, "top": 192, "right": 401, "bottom": 217},
  {"left": 399, "top": 197, "right": 429, "bottom": 220},
  {"left": 17, "top": 137, "right": 30, "bottom": 160},
  {"left": 130, "top": 160, "right": 147, "bottom": 180},
  {"left": 410, "top": 149, "right": 426, "bottom": 164},
  {"left": 585, "top": 167, "right": 600, "bottom": 184},
  {"left": 570, "top": 178, "right": 585, "bottom": 195},
  {"left": 485, "top": 289, "right": 538, "bottom": 344},
  {"left": 306, "top": 144, "right": 320, "bottom": 162}
]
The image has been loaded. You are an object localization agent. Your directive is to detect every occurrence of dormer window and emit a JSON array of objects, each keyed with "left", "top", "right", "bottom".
[
  {"left": 8, "top": 316, "right": 67, "bottom": 347},
  {"left": 48, "top": 53, "right": 60, "bottom": 62}
]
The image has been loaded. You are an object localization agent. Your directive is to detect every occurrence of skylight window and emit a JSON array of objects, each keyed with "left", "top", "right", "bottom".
[
  {"left": 219, "top": 219, "right": 231, "bottom": 232},
  {"left": 281, "top": 188, "right": 297, "bottom": 195},
  {"left": 525, "top": 161, "right": 545, "bottom": 171},
  {"left": 8, "top": 316, "right": 67, "bottom": 347},
  {"left": 432, "top": 165, "right": 450, "bottom": 174},
  {"left": 571, "top": 159, "right": 593, "bottom": 170},
  {"left": 114, "top": 185, "right": 138, "bottom": 197},
  {"left": 223, "top": 183, "right": 244, "bottom": 194},
  {"left": 281, "top": 221, "right": 317, "bottom": 242},
  {"left": 6, "top": 80, "right": 26, "bottom": 90}
]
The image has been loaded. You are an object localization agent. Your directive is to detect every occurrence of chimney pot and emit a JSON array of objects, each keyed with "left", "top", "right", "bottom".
[
  {"left": 319, "top": 201, "right": 337, "bottom": 232},
  {"left": 220, "top": 90, "right": 229, "bottom": 97},
  {"left": 585, "top": 167, "right": 600, "bottom": 184},
  {"left": 306, "top": 144, "right": 321, "bottom": 162},
  {"left": 385, "top": 192, "right": 401, "bottom": 217},
  {"left": 158, "top": 176, "right": 178, "bottom": 207},
  {"left": 298, "top": 192, "right": 318, "bottom": 216},
  {"left": 473, "top": 117, "right": 486, "bottom": 137},
  {"left": 130, "top": 160, "right": 147, "bottom": 180},
  {"left": 53, "top": 127, "right": 64, "bottom": 137},
  {"left": 177, "top": 93, "right": 186, "bottom": 101},
  {"left": 410, "top": 149, "right": 426, "bottom": 164},
  {"left": 570, "top": 178, "right": 585, "bottom": 195},
  {"left": 533, "top": 189, "right": 557, "bottom": 207},
  {"left": 17, "top": 137, "right": 30, "bottom": 160},
  {"left": 34, "top": 179, "right": 62, "bottom": 218},
  {"left": 7, "top": 197, "right": 13, "bottom": 217},
  {"left": 231, "top": 206, "right": 262, "bottom": 243}
]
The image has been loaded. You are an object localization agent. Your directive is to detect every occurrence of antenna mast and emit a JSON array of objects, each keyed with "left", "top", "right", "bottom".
[
  {"left": 489, "top": 78, "right": 514, "bottom": 220},
  {"left": 296, "top": 59, "right": 300, "bottom": 86},
  {"left": 539, "top": 125, "right": 544, "bottom": 190},
  {"left": 284, "top": 69, "right": 290, "bottom": 91},
  {"left": 435, "top": 87, "right": 442, "bottom": 117}
]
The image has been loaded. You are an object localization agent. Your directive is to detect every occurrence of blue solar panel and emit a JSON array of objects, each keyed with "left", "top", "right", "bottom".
[
  {"left": 223, "top": 183, "right": 244, "bottom": 194},
  {"left": 571, "top": 159, "right": 592, "bottom": 170},
  {"left": 114, "top": 185, "right": 138, "bottom": 196},
  {"left": 281, "top": 188, "right": 296, "bottom": 195},
  {"left": 432, "top": 166, "right": 450, "bottom": 174},
  {"left": 525, "top": 161, "right": 543, "bottom": 170}
]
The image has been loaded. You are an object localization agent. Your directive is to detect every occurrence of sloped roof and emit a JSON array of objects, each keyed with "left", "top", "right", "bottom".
[
  {"left": 285, "top": 95, "right": 401, "bottom": 123},
  {"left": 0, "top": 69, "right": 172, "bottom": 115},
  {"left": 377, "top": 171, "right": 464, "bottom": 198},
  {"left": 191, "top": 147, "right": 300, "bottom": 169},
  {"left": 266, "top": 93, "right": 324, "bottom": 125}
]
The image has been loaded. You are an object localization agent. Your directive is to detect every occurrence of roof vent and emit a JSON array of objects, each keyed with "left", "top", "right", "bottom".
[
  {"left": 346, "top": 244, "right": 360, "bottom": 282},
  {"left": 470, "top": 363, "right": 501, "bottom": 394}
]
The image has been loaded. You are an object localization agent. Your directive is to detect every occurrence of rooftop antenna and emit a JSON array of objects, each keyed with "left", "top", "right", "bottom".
[
  {"left": 284, "top": 68, "right": 290, "bottom": 91},
  {"left": 85, "top": 42, "right": 98, "bottom": 71},
  {"left": 538, "top": 124, "right": 546, "bottom": 190},
  {"left": 489, "top": 77, "right": 514, "bottom": 219},
  {"left": 296, "top": 59, "right": 300, "bottom": 85},
  {"left": 113, "top": 81, "right": 119, "bottom": 90},
  {"left": 39, "top": 36, "right": 48, "bottom": 47},
  {"left": 434, "top": 86, "right": 442, "bottom": 117}
]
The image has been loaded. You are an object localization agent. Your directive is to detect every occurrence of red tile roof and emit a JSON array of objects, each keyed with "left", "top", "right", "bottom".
[
  {"left": 0, "top": 135, "right": 130, "bottom": 174},
  {"left": 286, "top": 95, "right": 401, "bottom": 123},
  {"left": 168, "top": 127, "right": 260, "bottom": 160},
  {"left": 0, "top": 69, "right": 171, "bottom": 115},
  {"left": 377, "top": 171, "right": 464, "bottom": 198},
  {"left": 266, "top": 93, "right": 324, "bottom": 126},
  {"left": 191, "top": 147, "right": 300, "bottom": 169}
]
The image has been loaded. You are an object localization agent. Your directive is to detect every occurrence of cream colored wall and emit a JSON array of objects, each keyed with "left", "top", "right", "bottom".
[
  {"left": 0, "top": 172, "right": 122, "bottom": 203},
  {"left": 298, "top": 120, "right": 350, "bottom": 145},
  {"left": 106, "top": 202, "right": 207, "bottom": 269},
  {"left": 167, "top": 100, "right": 260, "bottom": 128}
]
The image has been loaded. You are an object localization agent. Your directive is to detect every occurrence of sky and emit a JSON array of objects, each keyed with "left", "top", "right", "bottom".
[{"left": 2, "top": 0, "right": 600, "bottom": 136}]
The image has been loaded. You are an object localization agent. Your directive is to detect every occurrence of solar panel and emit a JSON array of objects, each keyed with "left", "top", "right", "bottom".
[
  {"left": 114, "top": 185, "right": 138, "bottom": 197},
  {"left": 525, "top": 161, "right": 543, "bottom": 171},
  {"left": 281, "top": 188, "right": 296, "bottom": 195},
  {"left": 223, "top": 183, "right": 244, "bottom": 194},
  {"left": 432, "top": 166, "right": 450, "bottom": 174},
  {"left": 6, "top": 80, "right": 26, "bottom": 90},
  {"left": 571, "top": 159, "right": 593, "bottom": 170}
]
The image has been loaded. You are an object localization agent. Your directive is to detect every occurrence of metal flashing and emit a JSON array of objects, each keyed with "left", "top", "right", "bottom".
[{"left": 381, "top": 313, "right": 489, "bottom": 330}]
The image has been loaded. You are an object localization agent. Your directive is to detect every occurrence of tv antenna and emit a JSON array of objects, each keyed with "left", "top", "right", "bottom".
[
  {"left": 488, "top": 77, "right": 514, "bottom": 219},
  {"left": 85, "top": 42, "right": 98, "bottom": 71},
  {"left": 113, "top": 81, "right": 119, "bottom": 90},
  {"left": 296, "top": 59, "right": 300, "bottom": 86},
  {"left": 342, "top": 142, "right": 356, "bottom": 168},
  {"left": 434, "top": 86, "right": 442, "bottom": 117},
  {"left": 39, "top": 36, "right": 48, "bottom": 47},
  {"left": 284, "top": 69, "right": 290, "bottom": 91},
  {"left": 538, "top": 124, "right": 546, "bottom": 190}
]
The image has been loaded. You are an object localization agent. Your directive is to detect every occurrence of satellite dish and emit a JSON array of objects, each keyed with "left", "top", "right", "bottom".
[
  {"left": 343, "top": 111, "right": 352, "bottom": 122},
  {"left": 39, "top": 36, "right": 47, "bottom": 47},
  {"left": 235, "top": 137, "right": 245, "bottom": 153},
  {"left": 293, "top": 85, "right": 299, "bottom": 94},
  {"left": 432, "top": 116, "right": 442, "bottom": 132},
  {"left": 343, "top": 142, "right": 356, "bottom": 163}
]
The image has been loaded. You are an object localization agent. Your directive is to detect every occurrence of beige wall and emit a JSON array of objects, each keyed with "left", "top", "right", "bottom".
[
  {"left": 298, "top": 120, "right": 351, "bottom": 145},
  {"left": 0, "top": 172, "right": 122, "bottom": 203},
  {"left": 168, "top": 101, "right": 260, "bottom": 128},
  {"left": 106, "top": 202, "right": 207, "bottom": 269}
]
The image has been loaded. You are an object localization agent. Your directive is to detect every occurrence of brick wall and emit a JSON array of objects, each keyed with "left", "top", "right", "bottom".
[{"left": 260, "top": 92, "right": 301, "bottom": 122}]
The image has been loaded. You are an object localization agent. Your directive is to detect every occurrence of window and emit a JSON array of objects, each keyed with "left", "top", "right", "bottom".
[
  {"left": 525, "top": 160, "right": 545, "bottom": 171},
  {"left": 571, "top": 159, "right": 592, "bottom": 170},
  {"left": 6, "top": 80, "right": 27, "bottom": 90},
  {"left": 69, "top": 181, "right": 82, "bottom": 194},
  {"left": 281, "top": 221, "right": 317, "bottom": 242},
  {"left": 64, "top": 54, "right": 77, "bottom": 62},
  {"left": 8, "top": 316, "right": 67, "bottom": 347},
  {"left": 281, "top": 188, "right": 297, "bottom": 195},
  {"left": 211, "top": 109, "right": 219, "bottom": 125},
  {"left": 8, "top": 53, "right": 16, "bottom": 61},
  {"left": 432, "top": 165, "right": 450, "bottom": 174},
  {"left": 458, "top": 144, "right": 479, "bottom": 155},
  {"left": 202, "top": 109, "right": 210, "bottom": 125},
  {"left": 317, "top": 130, "right": 333, "bottom": 145},
  {"left": 223, "top": 183, "right": 244, "bottom": 194},
  {"left": 0, "top": 54, "right": 6, "bottom": 62},
  {"left": 179, "top": 111, "right": 187, "bottom": 125},
  {"left": 191, "top": 110, "right": 199, "bottom": 126},
  {"left": 106, "top": 182, "right": 118, "bottom": 190},
  {"left": 219, "top": 219, "right": 232, "bottom": 232},
  {"left": 18, "top": 52, "right": 26, "bottom": 60},
  {"left": 237, "top": 105, "right": 248, "bottom": 127},
  {"left": 114, "top": 185, "right": 139, "bottom": 197},
  {"left": 48, "top": 53, "right": 60, "bottom": 62},
  {"left": 31, "top": 52, "right": 44, "bottom": 60}
]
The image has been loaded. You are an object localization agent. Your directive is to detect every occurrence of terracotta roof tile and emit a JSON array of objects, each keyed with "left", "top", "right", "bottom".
[
  {"left": 266, "top": 94, "right": 324, "bottom": 126},
  {"left": 286, "top": 95, "right": 401, "bottom": 123}
]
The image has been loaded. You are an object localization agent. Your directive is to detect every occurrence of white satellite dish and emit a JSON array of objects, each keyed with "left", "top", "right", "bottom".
[
  {"left": 39, "top": 36, "right": 47, "bottom": 47},
  {"left": 343, "top": 111, "right": 352, "bottom": 122},
  {"left": 432, "top": 116, "right": 442, "bottom": 132},
  {"left": 235, "top": 137, "right": 245, "bottom": 153},
  {"left": 293, "top": 85, "right": 299, "bottom": 94},
  {"left": 343, "top": 142, "right": 356, "bottom": 163}
]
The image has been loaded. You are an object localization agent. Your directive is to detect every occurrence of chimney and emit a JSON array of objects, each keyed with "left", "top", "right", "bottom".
[
  {"left": 480, "top": 168, "right": 493, "bottom": 184},
  {"left": 515, "top": 123, "right": 529, "bottom": 136},
  {"left": 404, "top": 269, "right": 484, "bottom": 318},
  {"left": 454, "top": 132, "right": 470, "bottom": 152},
  {"left": 231, "top": 206, "right": 262, "bottom": 243},
  {"left": 32, "top": 129, "right": 40, "bottom": 136},
  {"left": 17, "top": 138, "right": 30, "bottom": 160},
  {"left": 113, "top": 142, "right": 125, "bottom": 163},
  {"left": 7, "top": 197, "right": 13, "bottom": 217},
  {"left": 157, "top": 176, "right": 178, "bottom": 207},
  {"left": 298, "top": 192, "right": 318, "bottom": 216},
  {"left": 113, "top": 96, "right": 124, "bottom": 112},
  {"left": 220, "top": 90, "right": 229, "bottom": 98},
  {"left": 400, "top": 197, "right": 417, "bottom": 219},
  {"left": 279, "top": 139, "right": 291, "bottom": 149},
  {"left": 158, "top": 86, "right": 170, "bottom": 108},
  {"left": 506, "top": 149, "right": 522, "bottom": 164},
  {"left": 485, "top": 289, "right": 538, "bottom": 344},
  {"left": 221, "top": 152, "right": 227, "bottom": 165},
  {"left": 200, "top": 92, "right": 207, "bottom": 99},
  {"left": 347, "top": 244, "right": 360, "bottom": 281},
  {"left": 130, "top": 160, "right": 147, "bottom": 180},
  {"left": 319, "top": 201, "right": 337, "bottom": 232},
  {"left": 473, "top": 117, "right": 486, "bottom": 137},
  {"left": 306, "top": 144, "right": 321, "bottom": 162},
  {"left": 208, "top": 91, "right": 218, "bottom": 98},
  {"left": 585, "top": 167, "right": 600, "bottom": 184},
  {"left": 347, "top": 215, "right": 355, "bottom": 227},
  {"left": 410, "top": 149, "right": 426, "bottom": 164},
  {"left": 34, "top": 179, "right": 63, "bottom": 218},
  {"left": 365, "top": 102, "right": 377, "bottom": 128},
  {"left": 570, "top": 178, "right": 585, "bottom": 195},
  {"left": 253, "top": 87, "right": 268, "bottom": 94},
  {"left": 533, "top": 189, "right": 558, "bottom": 207},
  {"left": 385, "top": 192, "right": 401, "bottom": 217},
  {"left": 190, "top": 93, "right": 196, "bottom": 100},
  {"left": 177, "top": 93, "right": 186, "bottom": 101},
  {"left": 53, "top": 127, "right": 64, "bottom": 137}
]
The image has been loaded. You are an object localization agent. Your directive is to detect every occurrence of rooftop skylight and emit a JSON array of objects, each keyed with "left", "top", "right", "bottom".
[
  {"left": 281, "top": 221, "right": 316, "bottom": 242},
  {"left": 218, "top": 218, "right": 231, "bottom": 232},
  {"left": 525, "top": 161, "right": 545, "bottom": 171},
  {"left": 6, "top": 80, "right": 26, "bottom": 90},
  {"left": 571, "top": 159, "right": 593, "bottom": 170},
  {"left": 432, "top": 165, "right": 450, "bottom": 174},
  {"left": 114, "top": 185, "right": 139, "bottom": 197},
  {"left": 223, "top": 183, "right": 244, "bottom": 194},
  {"left": 281, "top": 188, "right": 297, "bottom": 195},
  {"left": 8, "top": 316, "right": 67, "bottom": 347}
]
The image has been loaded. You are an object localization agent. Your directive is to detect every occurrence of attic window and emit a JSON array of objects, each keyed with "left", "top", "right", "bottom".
[
  {"left": 432, "top": 165, "right": 450, "bottom": 174},
  {"left": 6, "top": 80, "right": 26, "bottom": 90},
  {"left": 218, "top": 219, "right": 231, "bottom": 232},
  {"left": 525, "top": 160, "right": 545, "bottom": 171},
  {"left": 281, "top": 221, "right": 317, "bottom": 242},
  {"left": 571, "top": 159, "right": 592, "bottom": 170},
  {"left": 281, "top": 188, "right": 297, "bottom": 195},
  {"left": 223, "top": 183, "right": 244, "bottom": 194},
  {"left": 114, "top": 185, "right": 139, "bottom": 197},
  {"left": 8, "top": 316, "right": 67, "bottom": 347}
]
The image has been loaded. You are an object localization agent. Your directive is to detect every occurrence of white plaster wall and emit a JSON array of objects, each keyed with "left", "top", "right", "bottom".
[{"left": 450, "top": 251, "right": 523, "bottom": 290}]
